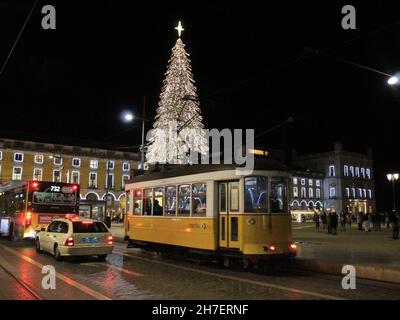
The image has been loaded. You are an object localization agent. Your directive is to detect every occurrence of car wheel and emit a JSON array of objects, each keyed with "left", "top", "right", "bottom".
[
  {"left": 35, "top": 238, "right": 43, "bottom": 253},
  {"left": 97, "top": 254, "right": 107, "bottom": 261},
  {"left": 54, "top": 245, "right": 63, "bottom": 261}
]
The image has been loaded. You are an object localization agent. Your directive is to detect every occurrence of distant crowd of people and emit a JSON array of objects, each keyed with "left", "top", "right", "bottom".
[{"left": 312, "top": 210, "right": 399, "bottom": 239}]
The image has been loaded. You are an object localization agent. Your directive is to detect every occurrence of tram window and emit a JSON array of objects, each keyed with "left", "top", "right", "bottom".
[
  {"left": 192, "top": 183, "right": 206, "bottom": 216},
  {"left": 153, "top": 187, "right": 164, "bottom": 216},
  {"left": 244, "top": 176, "right": 268, "bottom": 213},
  {"left": 143, "top": 189, "right": 153, "bottom": 216},
  {"left": 178, "top": 184, "right": 191, "bottom": 216},
  {"left": 133, "top": 189, "right": 143, "bottom": 215},
  {"left": 165, "top": 186, "right": 177, "bottom": 216},
  {"left": 230, "top": 182, "right": 239, "bottom": 212},
  {"left": 219, "top": 184, "right": 226, "bottom": 212},
  {"left": 270, "top": 177, "right": 288, "bottom": 213},
  {"left": 231, "top": 217, "right": 238, "bottom": 241}
]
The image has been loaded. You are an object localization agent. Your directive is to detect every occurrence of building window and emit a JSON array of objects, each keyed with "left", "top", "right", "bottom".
[
  {"left": 316, "top": 188, "right": 321, "bottom": 199},
  {"left": 72, "top": 158, "right": 81, "bottom": 167},
  {"left": 14, "top": 153, "right": 24, "bottom": 162},
  {"left": 351, "top": 188, "right": 356, "bottom": 198},
  {"left": 344, "top": 165, "right": 349, "bottom": 176},
  {"left": 301, "top": 187, "right": 306, "bottom": 198},
  {"left": 355, "top": 167, "right": 360, "bottom": 178},
  {"left": 328, "top": 165, "right": 335, "bottom": 177},
  {"left": 361, "top": 168, "right": 365, "bottom": 179},
  {"left": 54, "top": 157, "right": 63, "bottom": 165},
  {"left": 33, "top": 168, "right": 43, "bottom": 181},
  {"left": 368, "top": 189, "right": 372, "bottom": 199},
  {"left": 308, "top": 179, "right": 313, "bottom": 186},
  {"left": 366, "top": 168, "right": 371, "bottom": 179},
  {"left": 106, "top": 173, "right": 114, "bottom": 189},
  {"left": 309, "top": 188, "right": 314, "bottom": 198},
  {"left": 123, "top": 162, "right": 130, "bottom": 172},
  {"left": 53, "top": 170, "right": 61, "bottom": 182},
  {"left": 345, "top": 187, "right": 350, "bottom": 198},
  {"left": 329, "top": 187, "right": 336, "bottom": 199},
  {"left": 34, "top": 154, "right": 44, "bottom": 164},
  {"left": 106, "top": 160, "right": 115, "bottom": 170},
  {"left": 316, "top": 180, "right": 321, "bottom": 187},
  {"left": 90, "top": 160, "right": 98, "bottom": 169},
  {"left": 363, "top": 189, "right": 367, "bottom": 199},
  {"left": 293, "top": 187, "right": 298, "bottom": 198},
  {"left": 349, "top": 166, "right": 354, "bottom": 177},
  {"left": 122, "top": 175, "right": 130, "bottom": 189},
  {"left": 0, "top": 151, "right": 2, "bottom": 160},
  {"left": 358, "top": 188, "right": 362, "bottom": 198},
  {"left": 89, "top": 172, "right": 98, "bottom": 188},
  {"left": 293, "top": 177, "right": 298, "bottom": 185},
  {"left": 71, "top": 171, "right": 80, "bottom": 184},
  {"left": 13, "top": 167, "right": 23, "bottom": 180},
  {"left": 192, "top": 183, "right": 207, "bottom": 216},
  {"left": 301, "top": 178, "right": 305, "bottom": 186}
]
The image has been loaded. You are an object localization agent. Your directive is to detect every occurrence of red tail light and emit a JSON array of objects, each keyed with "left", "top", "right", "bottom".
[
  {"left": 72, "top": 185, "right": 78, "bottom": 191},
  {"left": 107, "top": 235, "right": 113, "bottom": 245},
  {"left": 65, "top": 237, "right": 74, "bottom": 246},
  {"left": 31, "top": 182, "right": 39, "bottom": 189},
  {"left": 25, "top": 212, "right": 32, "bottom": 227}
]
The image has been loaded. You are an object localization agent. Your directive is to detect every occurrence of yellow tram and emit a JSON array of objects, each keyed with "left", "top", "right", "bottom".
[{"left": 124, "top": 161, "right": 297, "bottom": 267}]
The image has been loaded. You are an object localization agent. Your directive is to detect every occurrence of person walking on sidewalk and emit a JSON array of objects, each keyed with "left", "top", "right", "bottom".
[
  {"left": 331, "top": 211, "right": 338, "bottom": 235},
  {"left": 321, "top": 210, "right": 327, "bottom": 230},
  {"left": 313, "top": 211, "right": 320, "bottom": 229},
  {"left": 327, "top": 211, "right": 333, "bottom": 234},
  {"left": 347, "top": 212, "right": 352, "bottom": 228},
  {"left": 390, "top": 211, "right": 399, "bottom": 240},
  {"left": 357, "top": 211, "right": 364, "bottom": 230},
  {"left": 340, "top": 211, "right": 346, "bottom": 231}
]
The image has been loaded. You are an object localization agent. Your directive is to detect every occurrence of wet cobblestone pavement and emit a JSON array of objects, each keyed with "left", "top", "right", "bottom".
[{"left": 1, "top": 238, "right": 400, "bottom": 300}]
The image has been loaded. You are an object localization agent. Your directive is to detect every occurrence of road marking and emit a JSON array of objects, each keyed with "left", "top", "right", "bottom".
[
  {"left": 80, "top": 261, "right": 144, "bottom": 277},
  {"left": 0, "top": 244, "right": 112, "bottom": 300},
  {"left": 113, "top": 249, "right": 345, "bottom": 300}
]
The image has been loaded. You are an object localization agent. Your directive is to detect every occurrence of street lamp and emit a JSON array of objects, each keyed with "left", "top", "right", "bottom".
[
  {"left": 388, "top": 76, "right": 399, "bottom": 85},
  {"left": 121, "top": 97, "right": 147, "bottom": 170},
  {"left": 387, "top": 173, "right": 399, "bottom": 212}
]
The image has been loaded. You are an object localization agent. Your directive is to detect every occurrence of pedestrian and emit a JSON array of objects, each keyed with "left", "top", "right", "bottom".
[
  {"left": 321, "top": 211, "right": 327, "bottom": 230},
  {"left": 363, "top": 213, "right": 371, "bottom": 232},
  {"left": 331, "top": 211, "right": 338, "bottom": 235},
  {"left": 340, "top": 211, "right": 346, "bottom": 231},
  {"left": 313, "top": 212, "right": 320, "bottom": 229},
  {"left": 386, "top": 212, "right": 391, "bottom": 228},
  {"left": 327, "top": 211, "right": 332, "bottom": 234},
  {"left": 390, "top": 211, "right": 399, "bottom": 240},
  {"left": 357, "top": 211, "right": 363, "bottom": 230},
  {"left": 347, "top": 212, "right": 352, "bottom": 228}
]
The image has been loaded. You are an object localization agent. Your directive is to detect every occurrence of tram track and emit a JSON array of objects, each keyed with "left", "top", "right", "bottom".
[{"left": 0, "top": 262, "right": 44, "bottom": 300}]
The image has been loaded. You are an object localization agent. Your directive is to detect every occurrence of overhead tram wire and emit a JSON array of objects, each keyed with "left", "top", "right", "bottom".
[{"left": 0, "top": 0, "right": 39, "bottom": 79}]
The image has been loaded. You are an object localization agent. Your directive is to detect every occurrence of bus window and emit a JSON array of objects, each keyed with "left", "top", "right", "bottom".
[
  {"left": 270, "top": 177, "right": 288, "bottom": 213},
  {"left": 178, "top": 185, "right": 190, "bottom": 216},
  {"left": 165, "top": 186, "right": 176, "bottom": 216},
  {"left": 192, "top": 183, "right": 206, "bottom": 216},
  {"left": 153, "top": 187, "right": 164, "bottom": 216},
  {"left": 133, "top": 189, "right": 143, "bottom": 215},
  {"left": 244, "top": 176, "right": 268, "bottom": 213},
  {"left": 143, "top": 189, "right": 153, "bottom": 216}
]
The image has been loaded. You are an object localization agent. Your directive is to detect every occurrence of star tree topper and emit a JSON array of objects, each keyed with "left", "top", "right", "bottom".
[{"left": 175, "top": 21, "right": 184, "bottom": 37}]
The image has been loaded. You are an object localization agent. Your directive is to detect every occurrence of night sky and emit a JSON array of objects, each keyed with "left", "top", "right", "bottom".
[{"left": 0, "top": 1, "right": 399, "bottom": 210}]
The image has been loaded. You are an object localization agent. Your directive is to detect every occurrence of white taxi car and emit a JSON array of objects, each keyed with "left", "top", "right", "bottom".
[{"left": 35, "top": 218, "right": 114, "bottom": 261}]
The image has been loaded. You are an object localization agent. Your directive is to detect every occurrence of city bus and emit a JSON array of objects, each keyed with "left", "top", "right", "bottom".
[{"left": 0, "top": 181, "right": 80, "bottom": 240}]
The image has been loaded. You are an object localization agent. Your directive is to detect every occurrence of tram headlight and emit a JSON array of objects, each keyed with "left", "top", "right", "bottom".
[{"left": 247, "top": 219, "right": 256, "bottom": 225}]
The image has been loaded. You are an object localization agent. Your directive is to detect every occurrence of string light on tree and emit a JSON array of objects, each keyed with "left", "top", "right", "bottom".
[{"left": 146, "top": 22, "right": 208, "bottom": 164}]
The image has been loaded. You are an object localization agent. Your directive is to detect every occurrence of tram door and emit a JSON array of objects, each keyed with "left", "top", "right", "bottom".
[{"left": 218, "top": 181, "right": 240, "bottom": 249}]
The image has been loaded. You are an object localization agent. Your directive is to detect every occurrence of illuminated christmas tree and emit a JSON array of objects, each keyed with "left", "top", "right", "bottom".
[{"left": 146, "top": 22, "right": 208, "bottom": 164}]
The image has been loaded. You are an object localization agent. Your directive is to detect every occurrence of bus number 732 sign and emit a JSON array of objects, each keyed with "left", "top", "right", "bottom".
[{"left": 51, "top": 186, "right": 61, "bottom": 192}]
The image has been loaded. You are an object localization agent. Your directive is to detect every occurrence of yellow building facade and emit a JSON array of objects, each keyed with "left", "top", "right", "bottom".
[{"left": 0, "top": 138, "right": 139, "bottom": 222}]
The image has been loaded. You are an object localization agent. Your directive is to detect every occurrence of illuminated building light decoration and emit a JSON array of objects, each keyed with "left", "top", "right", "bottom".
[{"left": 146, "top": 22, "right": 208, "bottom": 164}]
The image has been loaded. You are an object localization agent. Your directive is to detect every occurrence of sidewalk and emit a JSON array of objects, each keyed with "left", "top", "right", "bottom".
[
  {"left": 293, "top": 222, "right": 400, "bottom": 283},
  {"left": 110, "top": 223, "right": 125, "bottom": 242}
]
